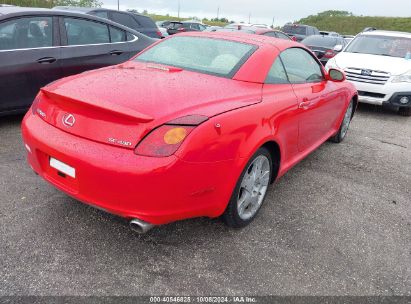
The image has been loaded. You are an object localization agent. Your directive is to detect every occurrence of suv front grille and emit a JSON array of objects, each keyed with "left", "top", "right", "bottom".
[{"left": 344, "top": 67, "right": 390, "bottom": 85}]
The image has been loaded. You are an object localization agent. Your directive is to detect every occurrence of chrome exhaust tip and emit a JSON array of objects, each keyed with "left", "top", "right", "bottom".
[{"left": 129, "top": 218, "right": 155, "bottom": 234}]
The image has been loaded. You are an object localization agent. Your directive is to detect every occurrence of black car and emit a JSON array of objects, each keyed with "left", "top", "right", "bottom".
[
  {"left": 54, "top": 6, "right": 162, "bottom": 39},
  {"left": 301, "top": 35, "right": 347, "bottom": 65},
  {"left": 0, "top": 6, "right": 154, "bottom": 116},
  {"left": 156, "top": 20, "right": 171, "bottom": 28},
  {"left": 166, "top": 21, "right": 207, "bottom": 35},
  {"left": 282, "top": 24, "right": 319, "bottom": 42}
]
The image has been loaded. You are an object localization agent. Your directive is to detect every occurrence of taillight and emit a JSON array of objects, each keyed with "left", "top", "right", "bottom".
[
  {"left": 291, "top": 36, "right": 297, "bottom": 41},
  {"left": 177, "top": 27, "right": 186, "bottom": 32},
  {"left": 134, "top": 115, "right": 208, "bottom": 157},
  {"left": 156, "top": 30, "right": 162, "bottom": 38},
  {"left": 324, "top": 49, "right": 336, "bottom": 58},
  {"left": 31, "top": 93, "right": 41, "bottom": 115}
]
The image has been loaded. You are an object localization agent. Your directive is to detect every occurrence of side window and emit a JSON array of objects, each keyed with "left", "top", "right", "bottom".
[
  {"left": 265, "top": 57, "right": 289, "bottom": 84},
  {"left": 199, "top": 24, "right": 206, "bottom": 31},
  {"left": 126, "top": 32, "right": 135, "bottom": 41},
  {"left": 280, "top": 48, "right": 323, "bottom": 83},
  {"left": 109, "top": 26, "right": 125, "bottom": 43},
  {"left": 64, "top": 18, "right": 109, "bottom": 45},
  {"left": 0, "top": 16, "right": 53, "bottom": 50},
  {"left": 190, "top": 23, "right": 200, "bottom": 30},
  {"left": 111, "top": 12, "right": 140, "bottom": 29},
  {"left": 170, "top": 23, "right": 181, "bottom": 30},
  {"left": 90, "top": 11, "right": 109, "bottom": 20},
  {"left": 263, "top": 31, "right": 277, "bottom": 38},
  {"left": 276, "top": 32, "right": 291, "bottom": 40}
]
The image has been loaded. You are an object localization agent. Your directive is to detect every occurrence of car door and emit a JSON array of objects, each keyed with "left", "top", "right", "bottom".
[
  {"left": 262, "top": 55, "right": 300, "bottom": 166},
  {"left": 0, "top": 15, "right": 62, "bottom": 114},
  {"left": 280, "top": 47, "right": 344, "bottom": 152},
  {"left": 59, "top": 16, "right": 132, "bottom": 77}
]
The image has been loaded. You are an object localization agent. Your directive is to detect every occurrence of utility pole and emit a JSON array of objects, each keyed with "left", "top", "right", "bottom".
[
  {"left": 177, "top": 0, "right": 180, "bottom": 19},
  {"left": 248, "top": 13, "right": 251, "bottom": 24},
  {"left": 271, "top": 16, "right": 275, "bottom": 28},
  {"left": 217, "top": 6, "right": 220, "bottom": 20},
  {"left": 117, "top": 0, "right": 119, "bottom": 11}
]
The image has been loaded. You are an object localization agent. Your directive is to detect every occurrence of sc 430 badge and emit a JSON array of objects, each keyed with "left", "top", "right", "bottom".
[{"left": 108, "top": 138, "right": 132, "bottom": 147}]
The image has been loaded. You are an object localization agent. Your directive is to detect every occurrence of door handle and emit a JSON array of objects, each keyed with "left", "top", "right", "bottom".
[
  {"left": 109, "top": 50, "right": 123, "bottom": 56},
  {"left": 299, "top": 98, "right": 313, "bottom": 109},
  {"left": 37, "top": 57, "right": 56, "bottom": 64}
]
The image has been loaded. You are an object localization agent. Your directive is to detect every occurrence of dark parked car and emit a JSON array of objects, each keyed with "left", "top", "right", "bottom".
[
  {"left": 319, "top": 31, "right": 340, "bottom": 37},
  {"left": 54, "top": 6, "right": 162, "bottom": 39},
  {"left": 301, "top": 35, "right": 347, "bottom": 65},
  {"left": 0, "top": 6, "right": 154, "bottom": 116},
  {"left": 166, "top": 21, "right": 207, "bottom": 35},
  {"left": 216, "top": 26, "right": 291, "bottom": 40},
  {"left": 156, "top": 20, "right": 171, "bottom": 28},
  {"left": 282, "top": 23, "right": 319, "bottom": 42}
]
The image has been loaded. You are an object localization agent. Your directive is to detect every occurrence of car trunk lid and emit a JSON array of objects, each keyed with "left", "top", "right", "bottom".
[{"left": 35, "top": 61, "right": 262, "bottom": 148}]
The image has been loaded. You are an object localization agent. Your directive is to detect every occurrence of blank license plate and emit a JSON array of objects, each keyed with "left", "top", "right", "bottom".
[{"left": 49, "top": 157, "right": 76, "bottom": 178}]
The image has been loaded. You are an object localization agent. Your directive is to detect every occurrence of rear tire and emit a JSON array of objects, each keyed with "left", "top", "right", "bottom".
[
  {"left": 330, "top": 99, "right": 354, "bottom": 143},
  {"left": 398, "top": 107, "right": 411, "bottom": 117},
  {"left": 223, "top": 147, "right": 272, "bottom": 228}
]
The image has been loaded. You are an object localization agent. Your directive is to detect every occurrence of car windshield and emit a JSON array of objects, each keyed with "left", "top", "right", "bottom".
[
  {"left": 135, "top": 36, "right": 256, "bottom": 77},
  {"left": 345, "top": 35, "right": 411, "bottom": 58},
  {"left": 302, "top": 36, "right": 340, "bottom": 48},
  {"left": 283, "top": 25, "right": 307, "bottom": 35}
]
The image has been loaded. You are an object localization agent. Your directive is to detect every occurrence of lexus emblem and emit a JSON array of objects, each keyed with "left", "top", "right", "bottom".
[
  {"left": 361, "top": 69, "right": 372, "bottom": 76},
  {"left": 62, "top": 113, "right": 76, "bottom": 127}
]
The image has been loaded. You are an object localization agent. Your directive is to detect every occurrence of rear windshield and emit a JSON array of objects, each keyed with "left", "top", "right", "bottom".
[
  {"left": 345, "top": 35, "right": 411, "bottom": 58},
  {"left": 135, "top": 36, "right": 256, "bottom": 77},
  {"left": 302, "top": 36, "right": 341, "bottom": 48},
  {"left": 137, "top": 15, "right": 156, "bottom": 28},
  {"left": 283, "top": 25, "right": 307, "bottom": 35}
]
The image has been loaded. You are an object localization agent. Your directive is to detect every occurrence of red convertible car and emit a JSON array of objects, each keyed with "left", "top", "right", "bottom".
[{"left": 22, "top": 32, "right": 357, "bottom": 233}]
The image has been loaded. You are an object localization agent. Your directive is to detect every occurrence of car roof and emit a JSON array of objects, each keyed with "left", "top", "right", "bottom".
[
  {"left": 253, "top": 28, "right": 282, "bottom": 35},
  {"left": 181, "top": 21, "right": 204, "bottom": 24},
  {"left": 0, "top": 6, "right": 149, "bottom": 37},
  {"left": 284, "top": 24, "right": 310, "bottom": 28},
  {"left": 361, "top": 30, "right": 411, "bottom": 39},
  {"left": 52, "top": 6, "right": 149, "bottom": 17},
  {"left": 0, "top": 6, "right": 50, "bottom": 15},
  {"left": 304, "top": 34, "right": 342, "bottom": 40},
  {"left": 178, "top": 31, "right": 298, "bottom": 51}
]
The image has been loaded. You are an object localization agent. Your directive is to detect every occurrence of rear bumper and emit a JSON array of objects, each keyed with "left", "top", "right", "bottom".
[{"left": 21, "top": 112, "right": 237, "bottom": 225}]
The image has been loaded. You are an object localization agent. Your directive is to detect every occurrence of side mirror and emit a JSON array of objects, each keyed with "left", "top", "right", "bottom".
[
  {"left": 327, "top": 68, "right": 346, "bottom": 82},
  {"left": 333, "top": 44, "right": 343, "bottom": 52}
]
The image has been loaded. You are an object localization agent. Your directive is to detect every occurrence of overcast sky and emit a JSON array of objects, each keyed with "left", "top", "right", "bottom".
[{"left": 101, "top": 0, "right": 411, "bottom": 26}]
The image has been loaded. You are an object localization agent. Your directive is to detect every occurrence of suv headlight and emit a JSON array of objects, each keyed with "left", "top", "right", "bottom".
[{"left": 392, "top": 71, "right": 411, "bottom": 83}]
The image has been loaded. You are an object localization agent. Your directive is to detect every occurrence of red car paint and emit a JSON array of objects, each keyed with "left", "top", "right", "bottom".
[{"left": 22, "top": 32, "right": 357, "bottom": 226}]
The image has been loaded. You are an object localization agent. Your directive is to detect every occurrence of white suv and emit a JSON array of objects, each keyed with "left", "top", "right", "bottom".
[{"left": 326, "top": 30, "right": 411, "bottom": 116}]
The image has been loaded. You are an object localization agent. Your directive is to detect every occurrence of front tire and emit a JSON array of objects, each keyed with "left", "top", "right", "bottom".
[
  {"left": 223, "top": 147, "right": 272, "bottom": 228},
  {"left": 330, "top": 99, "right": 354, "bottom": 143}
]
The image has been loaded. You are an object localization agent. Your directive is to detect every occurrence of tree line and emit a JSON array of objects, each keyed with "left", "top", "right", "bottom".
[
  {"left": 2, "top": 0, "right": 101, "bottom": 8},
  {"left": 297, "top": 10, "right": 411, "bottom": 35}
]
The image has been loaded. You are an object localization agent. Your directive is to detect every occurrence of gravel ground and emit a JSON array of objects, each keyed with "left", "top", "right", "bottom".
[{"left": 0, "top": 104, "right": 410, "bottom": 296}]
